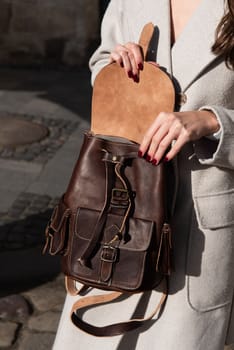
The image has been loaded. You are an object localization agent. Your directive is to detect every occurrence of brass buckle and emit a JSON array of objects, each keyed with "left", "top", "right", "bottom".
[
  {"left": 111, "top": 188, "right": 129, "bottom": 208},
  {"left": 101, "top": 245, "right": 118, "bottom": 263}
]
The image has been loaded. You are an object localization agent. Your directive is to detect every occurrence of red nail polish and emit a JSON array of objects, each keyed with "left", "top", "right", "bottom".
[
  {"left": 128, "top": 71, "right": 133, "bottom": 78},
  {"left": 133, "top": 75, "right": 139, "bottom": 83},
  {"left": 146, "top": 154, "right": 151, "bottom": 162},
  {"left": 152, "top": 159, "right": 158, "bottom": 166},
  {"left": 163, "top": 157, "right": 169, "bottom": 162},
  {"left": 138, "top": 63, "right": 143, "bottom": 70},
  {"left": 138, "top": 150, "right": 143, "bottom": 158}
]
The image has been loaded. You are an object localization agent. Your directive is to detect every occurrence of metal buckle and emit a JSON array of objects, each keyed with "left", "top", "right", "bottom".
[
  {"left": 111, "top": 188, "right": 129, "bottom": 208},
  {"left": 100, "top": 245, "right": 118, "bottom": 263}
]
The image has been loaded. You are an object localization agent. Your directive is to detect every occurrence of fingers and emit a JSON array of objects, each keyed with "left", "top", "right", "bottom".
[
  {"left": 110, "top": 42, "right": 144, "bottom": 80},
  {"left": 139, "top": 112, "right": 190, "bottom": 164},
  {"left": 139, "top": 112, "right": 170, "bottom": 158},
  {"left": 164, "top": 135, "right": 188, "bottom": 161},
  {"left": 125, "top": 42, "right": 143, "bottom": 72}
]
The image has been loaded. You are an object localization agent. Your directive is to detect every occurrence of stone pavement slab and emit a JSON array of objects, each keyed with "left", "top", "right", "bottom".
[
  {"left": 28, "top": 119, "right": 89, "bottom": 198},
  {"left": 0, "top": 159, "right": 43, "bottom": 212}
]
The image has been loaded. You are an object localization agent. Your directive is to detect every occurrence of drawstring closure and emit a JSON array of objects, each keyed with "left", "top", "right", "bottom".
[{"left": 78, "top": 149, "right": 137, "bottom": 268}]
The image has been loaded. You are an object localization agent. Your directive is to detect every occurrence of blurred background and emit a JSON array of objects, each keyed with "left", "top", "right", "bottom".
[
  {"left": 0, "top": 1, "right": 110, "bottom": 349},
  {"left": 0, "top": 0, "right": 109, "bottom": 67},
  {"left": 0, "top": 1, "right": 233, "bottom": 349}
]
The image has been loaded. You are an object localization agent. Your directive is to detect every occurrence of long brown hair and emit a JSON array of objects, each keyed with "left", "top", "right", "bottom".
[{"left": 212, "top": 0, "right": 234, "bottom": 69}]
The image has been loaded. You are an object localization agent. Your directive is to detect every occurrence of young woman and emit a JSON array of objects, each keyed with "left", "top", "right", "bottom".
[{"left": 53, "top": 1, "right": 234, "bottom": 349}]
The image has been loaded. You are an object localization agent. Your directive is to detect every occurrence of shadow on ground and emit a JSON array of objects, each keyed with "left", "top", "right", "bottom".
[
  {"left": 0, "top": 209, "right": 61, "bottom": 297},
  {"left": 0, "top": 65, "right": 92, "bottom": 123}
]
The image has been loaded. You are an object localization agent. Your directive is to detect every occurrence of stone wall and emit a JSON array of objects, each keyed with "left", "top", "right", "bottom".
[{"left": 0, "top": 0, "right": 100, "bottom": 67}]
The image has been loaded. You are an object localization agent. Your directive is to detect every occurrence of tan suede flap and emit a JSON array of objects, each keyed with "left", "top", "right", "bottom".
[{"left": 91, "top": 24, "right": 175, "bottom": 144}]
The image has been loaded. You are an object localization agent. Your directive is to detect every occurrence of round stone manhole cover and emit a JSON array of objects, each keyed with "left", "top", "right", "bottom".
[{"left": 0, "top": 116, "right": 49, "bottom": 147}]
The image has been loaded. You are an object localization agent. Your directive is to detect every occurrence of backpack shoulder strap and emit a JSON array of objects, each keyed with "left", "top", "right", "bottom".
[{"left": 69, "top": 278, "right": 168, "bottom": 337}]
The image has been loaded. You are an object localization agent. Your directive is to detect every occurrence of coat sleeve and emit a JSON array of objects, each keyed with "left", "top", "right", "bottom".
[
  {"left": 193, "top": 105, "right": 234, "bottom": 170},
  {"left": 89, "top": 0, "right": 125, "bottom": 85}
]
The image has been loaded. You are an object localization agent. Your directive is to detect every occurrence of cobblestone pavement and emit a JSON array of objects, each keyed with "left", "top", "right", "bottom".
[
  {"left": 0, "top": 66, "right": 233, "bottom": 350},
  {"left": 0, "top": 113, "right": 78, "bottom": 163},
  {"left": 0, "top": 66, "right": 91, "bottom": 349}
]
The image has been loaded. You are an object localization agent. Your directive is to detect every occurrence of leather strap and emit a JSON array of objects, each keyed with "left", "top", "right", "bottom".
[
  {"left": 65, "top": 276, "right": 89, "bottom": 296},
  {"left": 79, "top": 150, "right": 136, "bottom": 267},
  {"left": 78, "top": 158, "right": 115, "bottom": 266},
  {"left": 138, "top": 22, "right": 155, "bottom": 59},
  {"left": 70, "top": 278, "right": 168, "bottom": 337}
]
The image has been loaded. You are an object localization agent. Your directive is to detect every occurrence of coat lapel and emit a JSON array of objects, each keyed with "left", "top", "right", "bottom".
[
  {"left": 130, "top": 0, "right": 172, "bottom": 73},
  {"left": 171, "top": 0, "right": 224, "bottom": 92},
  {"left": 130, "top": 0, "right": 224, "bottom": 91}
]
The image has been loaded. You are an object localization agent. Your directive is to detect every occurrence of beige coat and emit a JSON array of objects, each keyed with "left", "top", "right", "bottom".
[{"left": 53, "top": 1, "right": 234, "bottom": 349}]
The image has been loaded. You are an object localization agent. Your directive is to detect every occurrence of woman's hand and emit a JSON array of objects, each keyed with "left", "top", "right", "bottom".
[
  {"left": 110, "top": 42, "right": 144, "bottom": 82},
  {"left": 138, "top": 110, "right": 220, "bottom": 164}
]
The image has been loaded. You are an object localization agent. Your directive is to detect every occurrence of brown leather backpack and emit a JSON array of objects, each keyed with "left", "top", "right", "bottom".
[{"left": 43, "top": 23, "right": 176, "bottom": 337}]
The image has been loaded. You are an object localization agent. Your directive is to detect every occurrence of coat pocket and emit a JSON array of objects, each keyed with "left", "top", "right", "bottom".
[
  {"left": 186, "top": 190, "right": 234, "bottom": 312},
  {"left": 194, "top": 189, "right": 234, "bottom": 229}
]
